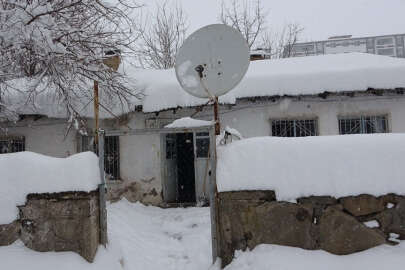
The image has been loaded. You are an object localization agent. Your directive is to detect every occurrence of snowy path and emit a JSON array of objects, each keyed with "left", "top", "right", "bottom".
[
  {"left": 108, "top": 200, "right": 212, "bottom": 270},
  {"left": 1, "top": 199, "right": 405, "bottom": 270}
]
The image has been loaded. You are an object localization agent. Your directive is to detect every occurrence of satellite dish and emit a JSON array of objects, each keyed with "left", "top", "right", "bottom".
[{"left": 175, "top": 24, "right": 250, "bottom": 99}]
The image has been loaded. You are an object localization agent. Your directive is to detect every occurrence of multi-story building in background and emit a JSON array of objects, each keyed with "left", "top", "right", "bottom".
[{"left": 287, "top": 33, "right": 405, "bottom": 58}]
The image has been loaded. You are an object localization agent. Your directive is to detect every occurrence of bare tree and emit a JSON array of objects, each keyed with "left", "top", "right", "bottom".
[
  {"left": 278, "top": 23, "right": 304, "bottom": 58},
  {"left": 139, "top": 1, "right": 188, "bottom": 69},
  {"left": 220, "top": 0, "right": 267, "bottom": 49},
  {"left": 258, "top": 23, "right": 304, "bottom": 59},
  {"left": 0, "top": 0, "right": 143, "bottom": 123}
]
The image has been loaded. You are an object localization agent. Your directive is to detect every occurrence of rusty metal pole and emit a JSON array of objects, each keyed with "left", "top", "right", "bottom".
[
  {"left": 98, "top": 129, "right": 108, "bottom": 246},
  {"left": 209, "top": 126, "right": 220, "bottom": 263},
  {"left": 214, "top": 97, "right": 220, "bottom": 135},
  {"left": 94, "top": 80, "right": 99, "bottom": 147}
]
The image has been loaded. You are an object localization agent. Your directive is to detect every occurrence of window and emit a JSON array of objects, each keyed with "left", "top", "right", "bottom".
[
  {"left": 338, "top": 115, "right": 388, "bottom": 134},
  {"left": 376, "top": 37, "right": 396, "bottom": 57},
  {"left": 271, "top": 119, "right": 318, "bottom": 137},
  {"left": 81, "top": 135, "right": 120, "bottom": 180},
  {"left": 165, "top": 134, "right": 176, "bottom": 159},
  {"left": 196, "top": 132, "right": 210, "bottom": 158},
  {"left": 0, "top": 136, "right": 25, "bottom": 153}
]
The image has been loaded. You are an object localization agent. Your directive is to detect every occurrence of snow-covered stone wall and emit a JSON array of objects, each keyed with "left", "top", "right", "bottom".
[
  {"left": 0, "top": 152, "right": 102, "bottom": 262},
  {"left": 215, "top": 134, "right": 405, "bottom": 267},
  {"left": 216, "top": 191, "right": 405, "bottom": 268}
]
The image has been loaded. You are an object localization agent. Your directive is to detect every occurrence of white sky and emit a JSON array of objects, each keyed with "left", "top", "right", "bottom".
[{"left": 141, "top": 0, "right": 405, "bottom": 42}]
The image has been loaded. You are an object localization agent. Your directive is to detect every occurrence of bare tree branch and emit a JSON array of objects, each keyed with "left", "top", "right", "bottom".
[
  {"left": 258, "top": 23, "right": 304, "bottom": 59},
  {"left": 219, "top": 0, "right": 267, "bottom": 49},
  {"left": 138, "top": 1, "right": 188, "bottom": 69},
  {"left": 0, "top": 0, "right": 144, "bottom": 127}
]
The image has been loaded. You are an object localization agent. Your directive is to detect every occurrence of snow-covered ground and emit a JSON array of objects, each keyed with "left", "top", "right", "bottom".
[
  {"left": 108, "top": 200, "right": 212, "bottom": 270},
  {"left": 1, "top": 199, "right": 405, "bottom": 269}
]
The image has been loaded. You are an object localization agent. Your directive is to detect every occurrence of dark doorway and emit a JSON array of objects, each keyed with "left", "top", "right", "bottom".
[{"left": 176, "top": 133, "right": 196, "bottom": 203}]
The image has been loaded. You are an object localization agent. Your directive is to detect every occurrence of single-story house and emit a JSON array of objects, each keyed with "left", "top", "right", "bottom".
[{"left": 2, "top": 52, "right": 405, "bottom": 206}]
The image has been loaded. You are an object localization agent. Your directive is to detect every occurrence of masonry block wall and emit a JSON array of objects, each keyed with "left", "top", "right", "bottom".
[
  {"left": 0, "top": 191, "right": 100, "bottom": 262},
  {"left": 217, "top": 191, "right": 405, "bottom": 267}
]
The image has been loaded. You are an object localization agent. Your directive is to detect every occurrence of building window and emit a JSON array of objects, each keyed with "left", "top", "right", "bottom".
[
  {"left": 196, "top": 132, "right": 210, "bottom": 158},
  {"left": 81, "top": 135, "right": 120, "bottom": 180},
  {"left": 376, "top": 37, "right": 396, "bottom": 56},
  {"left": 165, "top": 134, "right": 176, "bottom": 159},
  {"left": 271, "top": 119, "right": 318, "bottom": 137},
  {"left": 0, "top": 136, "right": 25, "bottom": 154},
  {"left": 338, "top": 115, "right": 388, "bottom": 134}
]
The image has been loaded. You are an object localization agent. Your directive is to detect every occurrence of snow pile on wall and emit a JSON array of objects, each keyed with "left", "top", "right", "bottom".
[
  {"left": 165, "top": 117, "right": 213, "bottom": 128},
  {"left": 0, "top": 151, "right": 100, "bottom": 224},
  {"left": 217, "top": 134, "right": 405, "bottom": 201},
  {"left": 136, "top": 53, "right": 405, "bottom": 112}
]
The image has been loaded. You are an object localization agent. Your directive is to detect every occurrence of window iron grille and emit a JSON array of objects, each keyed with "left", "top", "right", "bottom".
[
  {"left": 0, "top": 136, "right": 25, "bottom": 154},
  {"left": 81, "top": 135, "right": 120, "bottom": 180},
  {"left": 339, "top": 115, "right": 388, "bottom": 134},
  {"left": 271, "top": 119, "right": 318, "bottom": 137},
  {"left": 196, "top": 132, "right": 210, "bottom": 158}
]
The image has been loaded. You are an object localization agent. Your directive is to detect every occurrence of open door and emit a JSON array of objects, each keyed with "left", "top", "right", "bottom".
[
  {"left": 163, "top": 134, "right": 177, "bottom": 203},
  {"left": 176, "top": 133, "right": 196, "bottom": 203}
]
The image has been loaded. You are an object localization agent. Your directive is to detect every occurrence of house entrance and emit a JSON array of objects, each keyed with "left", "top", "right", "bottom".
[{"left": 164, "top": 133, "right": 196, "bottom": 203}]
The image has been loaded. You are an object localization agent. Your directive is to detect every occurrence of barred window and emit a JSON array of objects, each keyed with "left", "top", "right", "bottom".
[
  {"left": 81, "top": 135, "right": 120, "bottom": 180},
  {"left": 0, "top": 136, "right": 25, "bottom": 154},
  {"left": 339, "top": 115, "right": 388, "bottom": 134},
  {"left": 271, "top": 119, "right": 318, "bottom": 137}
]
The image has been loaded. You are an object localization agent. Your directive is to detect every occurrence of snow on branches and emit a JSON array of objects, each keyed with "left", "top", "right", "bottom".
[{"left": 0, "top": 0, "right": 143, "bottom": 123}]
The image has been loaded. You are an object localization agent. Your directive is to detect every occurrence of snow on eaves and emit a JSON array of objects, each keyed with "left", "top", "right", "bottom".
[
  {"left": 1, "top": 70, "right": 141, "bottom": 120},
  {"left": 136, "top": 53, "right": 405, "bottom": 113},
  {"left": 164, "top": 117, "right": 213, "bottom": 128}
]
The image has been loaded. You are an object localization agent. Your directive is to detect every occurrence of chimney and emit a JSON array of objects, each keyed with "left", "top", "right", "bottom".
[{"left": 103, "top": 50, "right": 121, "bottom": 71}]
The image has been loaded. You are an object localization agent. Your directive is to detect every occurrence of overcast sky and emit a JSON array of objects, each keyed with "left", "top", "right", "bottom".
[{"left": 141, "top": 0, "right": 405, "bottom": 42}]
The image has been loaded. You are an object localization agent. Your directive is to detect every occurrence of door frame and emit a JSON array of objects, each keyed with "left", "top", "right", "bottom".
[{"left": 161, "top": 127, "right": 212, "bottom": 204}]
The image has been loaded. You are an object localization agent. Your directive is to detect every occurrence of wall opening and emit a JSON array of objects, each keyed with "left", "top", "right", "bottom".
[{"left": 164, "top": 132, "right": 196, "bottom": 204}]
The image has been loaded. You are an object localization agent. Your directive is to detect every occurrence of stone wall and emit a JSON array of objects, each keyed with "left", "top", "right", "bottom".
[
  {"left": 106, "top": 179, "right": 162, "bottom": 205},
  {"left": 217, "top": 191, "right": 405, "bottom": 267},
  {"left": 0, "top": 191, "right": 100, "bottom": 262}
]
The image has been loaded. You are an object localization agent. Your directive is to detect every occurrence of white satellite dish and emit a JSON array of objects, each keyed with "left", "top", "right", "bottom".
[
  {"left": 175, "top": 24, "right": 250, "bottom": 99},
  {"left": 175, "top": 24, "right": 250, "bottom": 134}
]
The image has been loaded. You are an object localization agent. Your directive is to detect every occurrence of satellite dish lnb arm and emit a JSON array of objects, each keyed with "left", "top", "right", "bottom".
[{"left": 195, "top": 64, "right": 215, "bottom": 100}]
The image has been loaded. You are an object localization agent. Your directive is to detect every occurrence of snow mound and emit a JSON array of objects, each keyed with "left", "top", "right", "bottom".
[
  {"left": 221, "top": 243, "right": 405, "bottom": 270},
  {"left": 0, "top": 151, "right": 100, "bottom": 224},
  {"left": 0, "top": 240, "right": 123, "bottom": 270},
  {"left": 217, "top": 134, "right": 405, "bottom": 201},
  {"left": 165, "top": 117, "right": 213, "bottom": 128}
]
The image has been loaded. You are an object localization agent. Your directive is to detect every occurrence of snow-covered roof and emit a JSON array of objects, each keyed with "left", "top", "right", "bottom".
[
  {"left": 4, "top": 53, "right": 405, "bottom": 119},
  {"left": 135, "top": 53, "right": 405, "bottom": 113},
  {"left": 217, "top": 134, "right": 405, "bottom": 201}
]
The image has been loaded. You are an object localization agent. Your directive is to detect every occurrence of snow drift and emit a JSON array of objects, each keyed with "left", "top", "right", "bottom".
[
  {"left": 217, "top": 134, "right": 405, "bottom": 200},
  {"left": 0, "top": 151, "right": 100, "bottom": 224}
]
